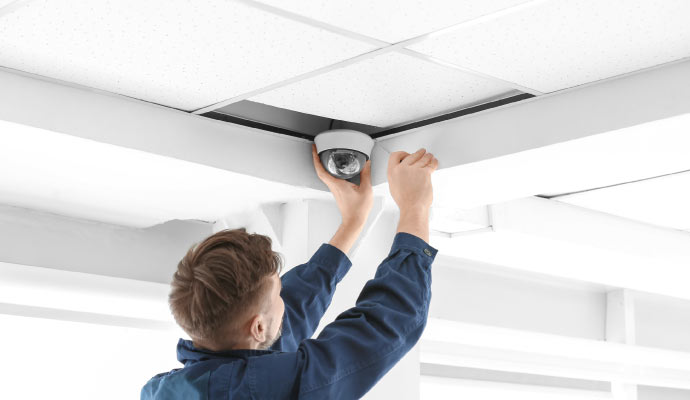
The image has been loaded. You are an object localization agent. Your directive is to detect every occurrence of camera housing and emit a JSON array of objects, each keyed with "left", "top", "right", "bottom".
[{"left": 314, "top": 129, "right": 375, "bottom": 180}]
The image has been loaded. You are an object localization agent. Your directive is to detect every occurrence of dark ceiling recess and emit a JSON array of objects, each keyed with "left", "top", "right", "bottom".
[{"left": 201, "top": 93, "right": 535, "bottom": 141}]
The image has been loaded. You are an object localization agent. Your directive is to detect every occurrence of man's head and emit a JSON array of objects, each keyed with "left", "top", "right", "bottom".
[{"left": 169, "top": 228, "right": 285, "bottom": 351}]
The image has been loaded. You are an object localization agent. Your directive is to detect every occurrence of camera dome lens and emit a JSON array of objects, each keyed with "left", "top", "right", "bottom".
[
  {"left": 319, "top": 149, "right": 368, "bottom": 179},
  {"left": 328, "top": 150, "right": 360, "bottom": 175}
]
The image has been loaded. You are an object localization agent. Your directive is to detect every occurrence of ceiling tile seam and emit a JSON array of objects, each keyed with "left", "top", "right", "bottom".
[
  {"left": 0, "top": 0, "right": 33, "bottom": 18},
  {"left": 395, "top": 0, "right": 550, "bottom": 47},
  {"left": 398, "top": 48, "right": 544, "bottom": 96},
  {"left": 192, "top": 0, "right": 549, "bottom": 115},
  {"left": 191, "top": 46, "right": 396, "bottom": 115},
  {"left": 192, "top": 46, "right": 535, "bottom": 117},
  {"left": 234, "top": 0, "right": 389, "bottom": 48}
]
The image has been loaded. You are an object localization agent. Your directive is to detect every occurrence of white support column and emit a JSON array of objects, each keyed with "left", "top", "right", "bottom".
[
  {"left": 213, "top": 204, "right": 285, "bottom": 256},
  {"left": 607, "top": 289, "right": 638, "bottom": 400},
  {"left": 277, "top": 199, "right": 310, "bottom": 271}
]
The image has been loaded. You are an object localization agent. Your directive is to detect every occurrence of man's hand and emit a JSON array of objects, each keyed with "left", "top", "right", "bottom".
[
  {"left": 387, "top": 148, "right": 438, "bottom": 243},
  {"left": 312, "top": 143, "right": 373, "bottom": 227},
  {"left": 387, "top": 148, "right": 437, "bottom": 212}
]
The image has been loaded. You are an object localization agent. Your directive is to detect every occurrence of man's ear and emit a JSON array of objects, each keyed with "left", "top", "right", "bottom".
[{"left": 249, "top": 314, "right": 266, "bottom": 343}]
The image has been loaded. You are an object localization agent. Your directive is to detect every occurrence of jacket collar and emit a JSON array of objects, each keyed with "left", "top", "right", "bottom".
[{"left": 176, "top": 339, "right": 276, "bottom": 365}]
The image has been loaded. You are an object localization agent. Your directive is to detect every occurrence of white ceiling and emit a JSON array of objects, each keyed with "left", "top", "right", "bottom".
[
  {"left": 252, "top": 0, "right": 534, "bottom": 43},
  {"left": 1, "top": 0, "right": 688, "bottom": 125},
  {"left": 409, "top": 0, "right": 690, "bottom": 92},
  {"left": 0, "top": 0, "right": 374, "bottom": 111},
  {"left": 251, "top": 51, "right": 517, "bottom": 127},
  {"left": 554, "top": 171, "right": 690, "bottom": 232}
]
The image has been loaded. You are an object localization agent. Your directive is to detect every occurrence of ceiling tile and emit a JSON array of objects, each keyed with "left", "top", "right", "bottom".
[
  {"left": 254, "top": 0, "right": 532, "bottom": 43},
  {"left": 250, "top": 51, "right": 518, "bottom": 127},
  {"left": 555, "top": 171, "right": 690, "bottom": 231},
  {"left": 0, "top": 0, "right": 374, "bottom": 111},
  {"left": 409, "top": 0, "right": 690, "bottom": 92}
]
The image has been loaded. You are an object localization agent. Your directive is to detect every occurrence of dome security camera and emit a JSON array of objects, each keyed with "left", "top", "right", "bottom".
[{"left": 314, "top": 129, "right": 375, "bottom": 180}]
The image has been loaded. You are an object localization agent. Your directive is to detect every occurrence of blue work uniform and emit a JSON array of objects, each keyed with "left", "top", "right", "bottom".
[{"left": 141, "top": 231, "right": 437, "bottom": 399}]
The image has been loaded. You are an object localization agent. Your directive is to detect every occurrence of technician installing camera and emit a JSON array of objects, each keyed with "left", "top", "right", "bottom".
[{"left": 141, "top": 129, "right": 439, "bottom": 399}]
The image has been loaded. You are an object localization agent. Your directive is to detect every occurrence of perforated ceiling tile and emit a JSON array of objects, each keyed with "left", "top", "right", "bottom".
[
  {"left": 0, "top": 0, "right": 374, "bottom": 111},
  {"left": 254, "top": 0, "right": 533, "bottom": 43},
  {"left": 409, "top": 0, "right": 690, "bottom": 92},
  {"left": 555, "top": 171, "right": 690, "bottom": 231},
  {"left": 250, "top": 51, "right": 517, "bottom": 127}
]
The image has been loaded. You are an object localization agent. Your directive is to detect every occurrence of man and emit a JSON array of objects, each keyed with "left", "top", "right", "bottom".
[{"left": 141, "top": 144, "right": 439, "bottom": 399}]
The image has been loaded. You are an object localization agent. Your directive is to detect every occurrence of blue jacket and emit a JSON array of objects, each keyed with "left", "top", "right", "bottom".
[{"left": 141, "top": 232, "right": 437, "bottom": 399}]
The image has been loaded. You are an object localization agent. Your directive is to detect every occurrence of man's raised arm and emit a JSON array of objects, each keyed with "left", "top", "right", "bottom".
[
  {"left": 253, "top": 148, "right": 440, "bottom": 399},
  {"left": 269, "top": 144, "right": 374, "bottom": 351}
]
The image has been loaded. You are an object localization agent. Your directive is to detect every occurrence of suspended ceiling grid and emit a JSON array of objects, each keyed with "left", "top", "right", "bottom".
[
  {"left": 1, "top": 0, "right": 689, "bottom": 136},
  {"left": 0, "top": 0, "right": 690, "bottom": 304}
]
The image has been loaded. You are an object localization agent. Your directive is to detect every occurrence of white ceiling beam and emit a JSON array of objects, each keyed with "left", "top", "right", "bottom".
[
  {"left": 3, "top": 58, "right": 690, "bottom": 215},
  {"left": 432, "top": 197, "right": 690, "bottom": 301},
  {"left": 375, "top": 58, "right": 690, "bottom": 205},
  {"left": 421, "top": 318, "right": 690, "bottom": 390},
  {"left": 0, "top": 203, "right": 211, "bottom": 283},
  {"left": 0, "top": 261, "right": 178, "bottom": 331},
  {"left": 0, "top": 67, "right": 328, "bottom": 192},
  {"left": 489, "top": 197, "right": 690, "bottom": 261}
]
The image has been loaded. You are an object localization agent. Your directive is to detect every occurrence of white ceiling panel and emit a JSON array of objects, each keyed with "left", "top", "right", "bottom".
[
  {"left": 0, "top": 0, "right": 374, "bottom": 111},
  {"left": 555, "top": 171, "right": 690, "bottom": 231},
  {"left": 409, "top": 0, "right": 690, "bottom": 92},
  {"left": 254, "top": 0, "right": 533, "bottom": 43},
  {"left": 251, "top": 51, "right": 517, "bottom": 127}
]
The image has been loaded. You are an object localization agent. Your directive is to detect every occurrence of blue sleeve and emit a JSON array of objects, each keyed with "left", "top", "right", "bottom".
[
  {"left": 250, "top": 232, "right": 437, "bottom": 400},
  {"left": 270, "top": 242, "right": 352, "bottom": 352}
]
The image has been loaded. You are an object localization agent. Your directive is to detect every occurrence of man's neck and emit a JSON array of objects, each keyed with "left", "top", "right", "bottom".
[{"left": 193, "top": 338, "right": 258, "bottom": 352}]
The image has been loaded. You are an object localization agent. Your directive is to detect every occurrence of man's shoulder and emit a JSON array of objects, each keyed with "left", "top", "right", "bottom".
[{"left": 141, "top": 359, "right": 247, "bottom": 400}]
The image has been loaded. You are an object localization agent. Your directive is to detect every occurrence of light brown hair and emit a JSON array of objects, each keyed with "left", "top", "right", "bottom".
[{"left": 169, "top": 228, "right": 283, "bottom": 341}]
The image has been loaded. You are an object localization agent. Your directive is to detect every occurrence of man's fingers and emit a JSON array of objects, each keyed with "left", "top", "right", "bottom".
[
  {"left": 401, "top": 148, "right": 427, "bottom": 166},
  {"left": 388, "top": 150, "right": 409, "bottom": 167},
  {"left": 359, "top": 159, "right": 372, "bottom": 188},
  {"left": 424, "top": 157, "right": 439, "bottom": 172},
  {"left": 312, "top": 144, "right": 335, "bottom": 182},
  {"left": 414, "top": 152, "right": 434, "bottom": 167}
]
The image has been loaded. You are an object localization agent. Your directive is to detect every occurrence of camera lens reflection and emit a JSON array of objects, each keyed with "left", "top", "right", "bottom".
[{"left": 328, "top": 150, "right": 360, "bottom": 176}]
